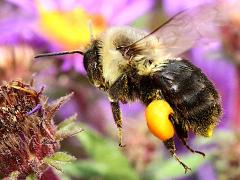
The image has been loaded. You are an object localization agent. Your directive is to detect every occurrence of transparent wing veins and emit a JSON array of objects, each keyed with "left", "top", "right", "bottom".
[{"left": 127, "top": 4, "right": 224, "bottom": 58}]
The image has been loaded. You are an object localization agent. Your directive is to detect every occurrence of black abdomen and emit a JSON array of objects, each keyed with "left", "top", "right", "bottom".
[{"left": 152, "top": 60, "right": 222, "bottom": 136}]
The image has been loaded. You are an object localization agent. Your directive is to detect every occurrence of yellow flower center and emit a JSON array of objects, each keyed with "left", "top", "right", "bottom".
[{"left": 37, "top": 4, "right": 107, "bottom": 49}]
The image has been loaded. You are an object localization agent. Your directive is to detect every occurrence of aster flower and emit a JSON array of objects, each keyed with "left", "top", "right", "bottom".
[
  {"left": 1, "top": 0, "right": 154, "bottom": 73},
  {"left": 37, "top": 0, "right": 154, "bottom": 72},
  {"left": 0, "top": 80, "right": 81, "bottom": 179}
]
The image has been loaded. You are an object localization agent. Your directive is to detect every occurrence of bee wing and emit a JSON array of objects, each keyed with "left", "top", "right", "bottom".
[{"left": 130, "top": 4, "right": 224, "bottom": 59}]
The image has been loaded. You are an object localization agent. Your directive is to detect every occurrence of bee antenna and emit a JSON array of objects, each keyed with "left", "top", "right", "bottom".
[{"left": 34, "top": 50, "right": 84, "bottom": 59}]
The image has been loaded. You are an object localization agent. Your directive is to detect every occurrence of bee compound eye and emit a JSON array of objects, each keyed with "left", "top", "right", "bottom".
[
  {"left": 145, "top": 100, "right": 175, "bottom": 141},
  {"left": 83, "top": 49, "right": 99, "bottom": 71}
]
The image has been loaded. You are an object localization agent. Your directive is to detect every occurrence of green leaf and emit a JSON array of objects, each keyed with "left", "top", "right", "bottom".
[
  {"left": 142, "top": 153, "right": 212, "bottom": 180},
  {"left": 64, "top": 159, "right": 138, "bottom": 180},
  {"left": 43, "top": 152, "right": 76, "bottom": 172},
  {"left": 55, "top": 114, "right": 83, "bottom": 140},
  {"left": 72, "top": 123, "right": 138, "bottom": 180},
  {"left": 50, "top": 152, "right": 76, "bottom": 162},
  {"left": 64, "top": 160, "right": 108, "bottom": 178}
]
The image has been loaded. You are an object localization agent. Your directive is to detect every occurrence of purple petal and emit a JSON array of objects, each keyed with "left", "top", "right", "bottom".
[
  {"left": 162, "top": 0, "right": 216, "bottom": 16},
  {"left": 121, "top": 102, "right": 144, "bottom": 119},
  {"left": 197, "top": 162, "right": 217, "bottom": 180},
  {"left": 77, "top": 0, "right": 110, "bottom": 13},
  {"left": 109, "top": 0, "right": 155, "bottom": 25},
  {"left": 6, "top": 0, "right": 36, "bottom": 13},
  {"left": 60, "top": 55, "right": 86, "bottom": 74},
  {"left": 61, "top": 59, "right": 74, "bottom": 72},
  {"left": 57, "top": 99, "right": 79, "bottom": 120},
  {"left": 0, "top": 1, "right": 40, "bottom": 45},
  {"left": 27, "top": 104, "right": 42, "bottom": 116},
  {"left": 73, "top": 55, "right": 86, "bottom": 73}
]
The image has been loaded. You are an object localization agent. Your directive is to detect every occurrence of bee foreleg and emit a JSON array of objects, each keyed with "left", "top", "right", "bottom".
[
  {"left": 164, "top": 138, "right": 191, "bottom": 173},
  {"left": 169, "top": 116, "right": 205, "bottom": 157},
  {"left": 110, "top": 101, "right": 125, "bottom": 147}
]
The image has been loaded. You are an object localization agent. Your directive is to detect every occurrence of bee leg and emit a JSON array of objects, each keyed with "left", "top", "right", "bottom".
[
  {"left": 164, "top": 138, "right": 191, "bottom": 173},
  {"left": 108, "top": 75, "right": 130, "bottom": 147},
  {"left": 169, "top": 116, "right": 205, "bottom": 157},
  {"left": 110, "top": 101, "right": 125, "bottom": 147},
  {"left": 181, "top": 138, "right": 205, "bottom": 157}
]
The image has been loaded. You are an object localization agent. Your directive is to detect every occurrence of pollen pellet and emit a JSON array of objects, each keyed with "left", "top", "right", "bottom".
[
  {"left": 145, "top": 100, "right": 175, "bottom": 141},
  {"left": 206, "top": 127, "right": 214, "bottom": 137}
]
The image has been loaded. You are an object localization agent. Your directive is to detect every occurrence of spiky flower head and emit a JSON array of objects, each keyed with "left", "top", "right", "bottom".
[{"left": 0, "top": 80, "right": 80, "bottom": 179}]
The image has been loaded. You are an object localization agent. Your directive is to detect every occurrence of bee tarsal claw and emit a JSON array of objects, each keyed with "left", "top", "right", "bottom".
[
  {"left": 182, "top": 164, "right": 192, "bottom": 174},
  {"left": 172, "top": 153, "right": 191, "bottom": 173},
  {"left": 195, "top": 150, "right": 206, "bottom": 157},
  {"left": 118, "top": 143, "right": 126, "bottom": 147}
]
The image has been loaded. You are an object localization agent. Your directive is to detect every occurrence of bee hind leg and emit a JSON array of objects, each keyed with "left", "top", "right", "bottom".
[
  {"left": 164, "top": 138, "right": 191, "bottom": 173},
  {"left": 169, "top": 116, "right": 205, "bottom": 157},
  {"left": 179, "top": 137, "right": 205, "bottom": 157}
]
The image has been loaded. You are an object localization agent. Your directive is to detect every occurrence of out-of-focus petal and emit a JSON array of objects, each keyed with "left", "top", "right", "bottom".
[
  {"left": 73, "top": 55, "right": 86, "bottom": 73},
  {"left": 109, "top": 0, "right": 155, "bottom": 25},
  {"left": 197, "top": 162, "right": 216, "bottom": 180},
  {"left": 0, "top": 1, "right": 41, "bottom": 46},
  {"left": 162, "top": 0, "right": 215, "bottom": 16},
  {"left": 61, "top": 55, "right": 85, "bottom": 73},
  {"left": 6, "top": 0, "right": 36, "bottom": 13}
]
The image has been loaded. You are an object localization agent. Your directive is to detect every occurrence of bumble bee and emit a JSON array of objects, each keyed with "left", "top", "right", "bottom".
[{"left": 35, "top": 4, "right": 223, "bottom": 172}]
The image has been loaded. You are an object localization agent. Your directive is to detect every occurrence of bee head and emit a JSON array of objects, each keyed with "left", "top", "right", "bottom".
[{"left": 83, "top": 40, "right": 105, "bottom": 89}]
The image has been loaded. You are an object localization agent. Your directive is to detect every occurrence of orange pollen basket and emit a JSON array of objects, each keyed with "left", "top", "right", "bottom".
[{"left": 145, "top": 100, "right": 175, "bottom": 141}]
